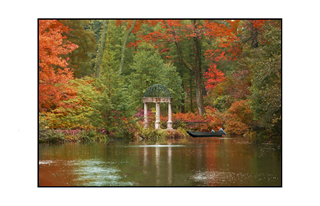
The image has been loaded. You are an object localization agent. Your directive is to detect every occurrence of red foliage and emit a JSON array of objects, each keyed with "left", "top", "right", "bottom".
[
  {"left": 171, "top": 106, "right": 226, "bottom": 132},
  {"left": 204, "top": 64, "right": 226, "bottom": 90},
  {"left": 249, "top": 20, "right": 267, "bottom": 30},
  {"left": 39, "top": 20, "right": 78, "bottom": 112},
  {"left": 203, "top": 20, "right": 241, "bottom": 62},
  {"left": 124, "top": 20, "right": 241, "bottom": 63}
]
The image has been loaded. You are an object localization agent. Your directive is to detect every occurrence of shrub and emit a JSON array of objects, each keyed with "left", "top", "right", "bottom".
[
  {"left": 225, "top": 100, "right": 253, "bottom": 135},
  {"left": 40, "top": 129, "right": 65, "bottom": 143}
]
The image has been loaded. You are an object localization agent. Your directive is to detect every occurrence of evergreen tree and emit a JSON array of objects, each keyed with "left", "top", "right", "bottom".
[
  {"left": 127, "top": 42, "right": 184, "bottom": 112},
  {"left": 89, "top": 49, "right": 135, "bottom": 136}
]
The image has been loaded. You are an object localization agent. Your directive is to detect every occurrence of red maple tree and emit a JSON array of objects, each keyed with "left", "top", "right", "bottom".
[{"left": 39, "top": 20, "right": 78, "bottom": 112}]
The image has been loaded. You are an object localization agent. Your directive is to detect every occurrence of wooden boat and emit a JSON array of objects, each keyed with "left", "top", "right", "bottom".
[{"left": 187, "top": 131, "right": 224, "bottom": 138}]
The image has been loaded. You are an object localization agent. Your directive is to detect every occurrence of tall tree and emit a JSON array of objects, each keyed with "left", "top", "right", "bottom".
[
  {"left": 89, "top": 49, "right": 135, "bottom": 135},
  {"left": 94, "top": 20, "right": 109, "bottom": 78},
  {"left": 119, "top": 20, "right": 137, "bottom": 74}
]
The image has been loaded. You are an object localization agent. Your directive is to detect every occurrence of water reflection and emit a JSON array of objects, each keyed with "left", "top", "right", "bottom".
[
  {"left": 168, "top": 146, "right": 172, "bottom": 184},
  {"left": 155, "top": 146, "right": 160, "bottom": 185},
  {"left": 72, "top": 159, "right": 134, "bottom": 186},
  {"left": 39, "top": 137, "right": 281, "bottom": 186}
]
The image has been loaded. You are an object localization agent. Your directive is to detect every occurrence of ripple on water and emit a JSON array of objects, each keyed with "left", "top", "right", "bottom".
[
  {"left": 39, "top": 160, "right": 55, "bottom": 165},
  {"left": 190, "top": 170, "right": 280, "bottom": 186},
  {"left": 72, "top": 159, "right": 136, "bottom": 186}
]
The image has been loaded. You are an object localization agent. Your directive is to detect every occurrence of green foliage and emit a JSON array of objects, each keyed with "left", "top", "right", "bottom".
[
  {"left": 127, "top": 42, "right": 184, "bottom": 111},
  {"left": 246, "top": 21, "right": 282, "bottom": 135},
  {"left": 106, "top": 20, "right": 136, "bottom": 75},
  {"left": 249, "top": 54, "right": 281, "bottom": 132},
  {"left": 88, "top": 49, "right": 136, "bottom": 137}
]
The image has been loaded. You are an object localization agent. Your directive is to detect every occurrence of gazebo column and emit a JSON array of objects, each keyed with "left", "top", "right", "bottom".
[
  {"left": 167, "top": 102, "right": 173, "bottom": 130},
  {"left": 144, "top": 102, "right": 148, "bottom": 128},
  {"left": 155, "top": 102, "right": 160, "bottom": 129}
]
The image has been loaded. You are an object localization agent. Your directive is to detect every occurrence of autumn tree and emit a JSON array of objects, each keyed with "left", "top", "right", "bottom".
[{"left": 39, "top": 20, "right": 78, "bottom": 112}]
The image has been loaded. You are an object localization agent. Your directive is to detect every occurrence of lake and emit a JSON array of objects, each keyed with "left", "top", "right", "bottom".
[{"left": 39, "top": 136, "right": 281, "bottom": 186}]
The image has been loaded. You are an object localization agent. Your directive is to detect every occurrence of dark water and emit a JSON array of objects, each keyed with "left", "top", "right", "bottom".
[{"left": 39, "top": 137, "right": 281, "bottom": 186}]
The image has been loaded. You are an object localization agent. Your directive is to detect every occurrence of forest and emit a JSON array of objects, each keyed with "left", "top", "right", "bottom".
[{"left": 39, "top": 19, "right": 281, "bottom": 143}]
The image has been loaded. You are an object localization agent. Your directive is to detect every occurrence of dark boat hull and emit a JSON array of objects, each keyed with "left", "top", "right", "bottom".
[{"left": 187, "top": 131, "right": 223, "bottom": 137}]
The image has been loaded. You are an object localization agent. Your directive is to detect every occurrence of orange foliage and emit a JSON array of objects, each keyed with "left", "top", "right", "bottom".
[
  {"left": 39, "top": 20, "right": 78, "bottom": 112},
  {"left": 225, "top": 100, "right": 253, "bottom": 135}
]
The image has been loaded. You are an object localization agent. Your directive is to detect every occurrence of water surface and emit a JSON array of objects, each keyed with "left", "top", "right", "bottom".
[{"left": 39, "top": 137, "right": 281, "bottom": 186}]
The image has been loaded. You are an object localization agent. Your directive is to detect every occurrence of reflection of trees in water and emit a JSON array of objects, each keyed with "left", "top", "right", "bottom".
[{"left": 39, "top": 139, "right": 281, "bottom": 186}]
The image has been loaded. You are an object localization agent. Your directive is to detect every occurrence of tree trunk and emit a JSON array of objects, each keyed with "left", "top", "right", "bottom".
[
  {"left": 119, "top": 20, "right": 137, "bottom": 74},
  {"left": 192, "top": 20, "right": 205, "bottom": 115},
  {"left": 179, "top": 61, "right": 185, "bottom": 113},
  {"left": 190, "top": 70, "right": 193, "bottom": 113},
  {"left": 164, "top": 20, "right": 205, "bottom": 115},
  {"left": 95, "top": 20, "right": 109, "bottom": 78},
  {"left": 198, "top": 39, "right": 207, "bottom": 97},
  {"left": 250, "top": 21, "right": 259, "bottom": 48}
]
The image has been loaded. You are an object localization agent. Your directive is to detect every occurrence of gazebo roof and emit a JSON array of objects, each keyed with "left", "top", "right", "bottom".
[{"left": 144, "top": 84, "right": 171, "bottom": 98}]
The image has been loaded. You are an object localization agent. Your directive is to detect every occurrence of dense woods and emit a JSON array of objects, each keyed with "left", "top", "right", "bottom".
[{"left": 39, "top": 19, "right": 281, "bottom": 142}]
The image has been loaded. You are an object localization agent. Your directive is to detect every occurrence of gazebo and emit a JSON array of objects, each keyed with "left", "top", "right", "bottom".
[{"left": 143, "top": 84, "right": 173, "bottom": 130}]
